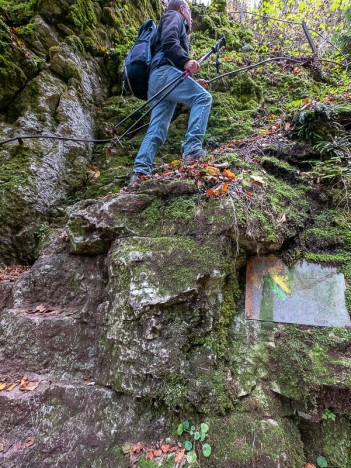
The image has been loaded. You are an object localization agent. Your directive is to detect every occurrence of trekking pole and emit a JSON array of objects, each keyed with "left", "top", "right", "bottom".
[
  {"left": 112, "top": 37, "right": 226, "bottom": 144},
  {"left": 113, "top": 73, "right": 188, "bottom": 131},
  {"left": 207, "top": 57, "right": 302, "bottom": 83}
]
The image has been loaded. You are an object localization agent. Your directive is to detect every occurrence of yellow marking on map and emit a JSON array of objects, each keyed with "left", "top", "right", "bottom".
[{"left": 270, "top": 274, "right": 292, "bottom": 295}]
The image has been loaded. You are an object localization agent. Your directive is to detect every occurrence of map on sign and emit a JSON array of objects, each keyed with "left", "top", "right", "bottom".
[{"left": 245, "top": 257, "right": 351, "bottom": 327}]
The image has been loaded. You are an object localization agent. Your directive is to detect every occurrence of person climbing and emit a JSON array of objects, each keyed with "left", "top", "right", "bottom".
[{"left": 129, "top": 0, "right": 212, "bottom": 186}]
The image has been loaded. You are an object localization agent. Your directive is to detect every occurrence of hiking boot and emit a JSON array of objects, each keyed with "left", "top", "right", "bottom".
[
  {"left": 182, "top": 149, "right": 207, "bottom": 166},
  {"left": 128, "top": 172, "right": 145, "bottom": 187}
]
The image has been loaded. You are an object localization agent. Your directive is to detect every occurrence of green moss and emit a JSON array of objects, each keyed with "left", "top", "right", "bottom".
[
  {"left": 137, "top": 459, "right": 157, "bottom": 468},
  {"left": 207, "top": 412, "right": 305, "bottom": 467},
  {"left": 0, "top": 0, "right": 41, "bottom": 25},
  {"left": 67, "top": 0, "right": 97, "bottom": 31}
]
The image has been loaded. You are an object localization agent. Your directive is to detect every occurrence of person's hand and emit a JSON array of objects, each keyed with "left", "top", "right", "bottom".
[
  {"left": 197, "top": 79, "right": 209, "bottom": 90},
  {"left": 184, "top": 60, "right": 200, "bottom": 76}
]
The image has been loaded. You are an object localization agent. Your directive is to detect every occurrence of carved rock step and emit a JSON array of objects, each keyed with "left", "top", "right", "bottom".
[
  {"left": 0, "top": 373, "right": 165, "bottom": 468},
  {"left": 0, "top": 307, "right": 99, "bottom": 378}
]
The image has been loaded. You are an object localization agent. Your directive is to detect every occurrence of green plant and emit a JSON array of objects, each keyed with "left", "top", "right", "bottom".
[
  {"left": 321, "top": 408, "right": 336, "bottom": 421},
  {"left": 317, "top": 455, "right": 328, "bottom": 468},
  {"left": 177, "top": 420, "right": 212, "bottom": 464},
  {"left": 294, "top": 101, "right": 340, "bottom": 144},
  {"left": 314, "top": 135, "right": 351, "bottom": 160},
  {"left": 36, "top": 222, "right": 49, "bottom": 241}
]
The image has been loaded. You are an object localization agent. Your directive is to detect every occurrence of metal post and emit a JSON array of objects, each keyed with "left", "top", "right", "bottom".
[{"left": 302, "top": 21, "right": 318, "bottom": 55}]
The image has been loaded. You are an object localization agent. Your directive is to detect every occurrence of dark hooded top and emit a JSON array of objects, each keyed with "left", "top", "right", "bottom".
[{"left": 151, "top": 9, "right": 191, "bottom": 72}]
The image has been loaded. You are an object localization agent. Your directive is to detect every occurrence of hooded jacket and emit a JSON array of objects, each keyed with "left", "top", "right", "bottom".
[{"left": 151, "top": 9, "right": 191, "bottom": 72}]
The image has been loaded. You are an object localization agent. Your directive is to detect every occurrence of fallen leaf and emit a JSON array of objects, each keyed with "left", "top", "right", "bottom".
[
  {"left": 277, "top": 214, "right": 287, "bottom": 224},
  {"left": 145, "top": 450, "right": 155, "bottom": 460},
  {"left": 161, "top": 444, "right": 172, "bottom": 453},
  {"left": 207, "top": 182, "right": 229, "bottom": 196},
  {"left": 19, "top": 376, "right": 29, "bottom": 390},
  {"left": 153, "top": 449, "right": 162, "bottom": 457},
  {"left": 204, "top": 167, "right": 221, "bottom": 176},
  {"left": 0, "top": 383, "right": 6, "bottom": 391},
  {"left": 245, "top": 191, "right": 252, "bottom": 197},
  {"left": 84, "top": 381, "right": 96, "bottom": 386},
  {"left": 223, "top": 169, "right": 236, "bottom": 179},
  {"left": 300, "top": 172, "right": 313, "bottom": 179},
  {"left": 175, "top": 449, "right": 185, "bottom": 462},
  {"left": 250, "top": 175, "right": 265, "bottom": 186},
  {"left": 23, "top": 382, "right": 39, "bottom": 392},
  {"left": 6, "top": 383, "right": 17, "bottom": 392},
  {"left": 122, "top": 443, "right": 132, "bottom": 454},
  {"left": 130, "top": 442, "right": 145, "bottom": 454},
  {"left": 87, "top": 167, "right": 101, "bottom": 179},
  {"left": 36, "top": 304, "right": 46, "bottom": 313},
  {"left": 24, "top": 437, "right": 35, "bottom": 448}
]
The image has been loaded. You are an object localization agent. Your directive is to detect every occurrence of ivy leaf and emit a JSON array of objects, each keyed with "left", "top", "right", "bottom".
[
  {"left": 194, "top": 432, "right": 200, "bottom": 440},
  {"left": 191, "top": 425, "right": 196, "bottom": 431},
  {"left": 182, "top": 420, "right": 190, "bottom": 431},
  {"left": 202, "top": 443, "right": 212, "bottom": 457},
  {"left": 177, "top": 423, "right": 184, "bottom": 435},
  {"left": 184, "top": 441, "right": 192, "bottom": 451},
  {"left": 200, "top": 423, "right": 209, "bottom": 433},
  {"left": 200, "top": 431, "right": 206, "bottom": 442},
  {"left": 317, "top": 455, "right": 328, "bottom": 468},
  {"left": 186, "top": 451, "right": 197, "bottom": 464}
]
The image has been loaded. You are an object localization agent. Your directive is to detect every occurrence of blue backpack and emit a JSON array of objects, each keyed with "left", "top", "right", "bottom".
[{"left": 122, "top": 19, "right": 157, "bottom": 100}]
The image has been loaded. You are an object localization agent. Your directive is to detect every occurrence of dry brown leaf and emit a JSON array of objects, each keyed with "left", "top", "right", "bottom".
[
  {"left": 161, "top": 444, "right": 172, "bottom": 453},
  {"left": 130, "top": 442, "right": 145, "bottom": 454},
  {"left": 24, "top": 437, "right": 35, "bottom": 448},
  {"left": 145, "top": 450, "right": 155, "bottom": 460},
  {"left": 23, "top": 382, "right": 39, "bottom": 392},
  {"left": 277, "top": 214, "right": 287, "bottom": 224},
  {"left": 250, "top": 175, "right": 265, "bottom": 186},
  {"left": 6, "top": 383, "right": 17, "bottom": 391},
  {"left": 153, "top": 449, "right": 162, "bottom": 457},
  {"left": 207, "top": 182, "right": 229, "bottom": 196},
  {"left": 223, "top": 169, "right": 236, "bottom": 179},
  {"left": 204, "top": 167, "right": 221, "bottom": 176},
  {"left": 300, "top": 171, "right": 313, "bottom": 179},
  {"left": 304, "top": 464, "right": 316, "bottom": 468},
  {"left": 0, "top": 383, "right": 6, "bottom": 391},
  {"left": 19, "top": 376, "right": 29, "bottom": 390},
  {"left": 175, "top": 449, "right": 185, "bottom": 462}
]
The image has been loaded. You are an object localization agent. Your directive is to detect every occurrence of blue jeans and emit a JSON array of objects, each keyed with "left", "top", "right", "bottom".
[{"left": 133, "top": 65, "right": 212, "bottom": 176}]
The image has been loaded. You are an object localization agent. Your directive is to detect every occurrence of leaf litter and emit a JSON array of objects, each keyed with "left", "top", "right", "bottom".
[
  {"left": 0, "top": 265, "right": 30, "bottom": 283},
  {"left": 0, "top": 375, "right": 39, "bottom": 393},
  {"left": 15, "top": 304, "right": 61, "bottom": 317},
  {"left": 128, "top": 439, "right": 183, "bottom": 467}
]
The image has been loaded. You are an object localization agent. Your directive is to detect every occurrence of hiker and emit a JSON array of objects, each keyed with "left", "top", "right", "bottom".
[{"left": 129, "top": 0, "right": 212, "bottom": 186}]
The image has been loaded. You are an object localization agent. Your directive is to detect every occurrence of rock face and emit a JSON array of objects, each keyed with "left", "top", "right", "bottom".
[
  {"left": 1, "top": 181, "right": 351, "bottom": 467},
  {"left": 0, "top": 0, "right": 162, "bottom": 264}
]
